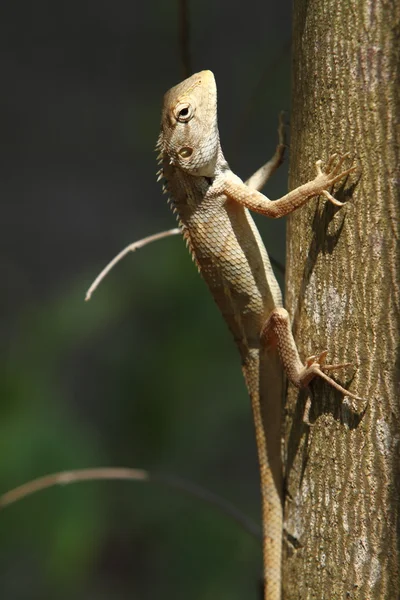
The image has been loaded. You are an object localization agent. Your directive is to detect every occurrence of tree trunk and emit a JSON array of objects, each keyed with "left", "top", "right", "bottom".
[{"left": 283, "top": 1, "right": 400, "bottom": 598}]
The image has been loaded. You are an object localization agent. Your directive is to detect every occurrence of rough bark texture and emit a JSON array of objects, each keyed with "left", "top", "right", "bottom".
[{"left": 283, "top": 1, "right": 400, "bottom": 598}]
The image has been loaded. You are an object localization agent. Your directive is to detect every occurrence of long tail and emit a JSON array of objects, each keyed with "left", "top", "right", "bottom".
[{"left": 243, "top": 349, "right": 283, "bottom": 600}]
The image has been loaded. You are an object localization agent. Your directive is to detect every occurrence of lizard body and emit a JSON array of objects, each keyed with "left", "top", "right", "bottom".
[{"left": 157, "top": 70, "right": 359, "bottom": 600}]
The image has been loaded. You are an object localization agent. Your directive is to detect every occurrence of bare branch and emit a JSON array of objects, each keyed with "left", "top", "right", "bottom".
[
  {"left": 178, "top": 0, "right": 191, "bottom": 79},
  {"left": 0, "top": 468, "right": 147, "bottom": 506},
  {"left": 85, "top": 228, "right": 181, "bottom": 301},
  {"left": 231, "top": 38, "right": 292, "bottom": 158},
  {"left": 0, "top": 467, "right": 261, "bottom": 541}
]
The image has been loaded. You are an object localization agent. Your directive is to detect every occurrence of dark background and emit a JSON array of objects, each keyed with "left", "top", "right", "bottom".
[{"left": 1, "top": 1, "right": 291, "bottom": 598}]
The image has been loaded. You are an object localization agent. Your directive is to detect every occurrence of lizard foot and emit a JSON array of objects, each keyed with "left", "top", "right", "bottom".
[
  {"left": 305, "top": 349, "right": 351, "bottom": 371},
  {"left": 260, "top": 308, "right": 361, "bottom": 400},
  {"left": 300, "top": 351, "right": 361, "bottom": 401},
  {"left": 314, "top": 153, "right": 357, "bottom": 207}
]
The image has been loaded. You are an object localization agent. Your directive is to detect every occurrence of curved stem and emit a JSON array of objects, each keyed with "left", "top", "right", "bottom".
[{"left": 0, "top": 467, "right": 261, "bottom": 541}]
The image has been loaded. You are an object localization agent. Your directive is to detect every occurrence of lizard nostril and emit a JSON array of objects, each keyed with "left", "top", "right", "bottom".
[{"left": 179, "top": 146, "right": 193, "bottom": 158}]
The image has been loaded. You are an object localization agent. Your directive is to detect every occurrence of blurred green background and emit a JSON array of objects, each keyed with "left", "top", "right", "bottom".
[{"left": 1, "top": 1, "right": 291, "bottom": 598}]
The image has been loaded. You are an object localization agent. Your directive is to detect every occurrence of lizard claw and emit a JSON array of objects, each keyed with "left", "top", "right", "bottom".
[
  {"left": 312, "top": 365, "right": 362, "bottom": 401},
  {"left": 305, "top": 350, "right": 328, "bottom": 367},
  {"left": 302, "top": 351, "right": 361, "bottom": 401},
  {"left": 322, "top": 189, "right": 345, "bottom": 207},
  {"left": 315, "top": 159, "right": 324, "bottom": 176},
  {"left": 320, "top": 152, "right": 357, "bottom": 185},
  {"left": 325, "top": 153, "right": 339, "bottom": 172},
  {"left": 314, "top": 153, "right": 357, "bottom": 206},
  {"left": 306, "top": 350, "right": 352, "bottom": 373},
  {"left": 330, "top": 152, "right": 351, "bottom": 176},
  {"left": 305, "top": 354, "right": 318, "bottom": 367}
]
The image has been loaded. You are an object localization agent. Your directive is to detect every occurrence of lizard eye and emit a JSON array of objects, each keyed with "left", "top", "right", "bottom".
[{"left": 174, "top": 102, "right": 194, "bottom": 123}]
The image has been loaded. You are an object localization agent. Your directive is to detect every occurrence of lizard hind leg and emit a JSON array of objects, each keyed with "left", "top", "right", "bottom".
[{"left": 260, "top": 308, "right": 361, "bottom": 401}]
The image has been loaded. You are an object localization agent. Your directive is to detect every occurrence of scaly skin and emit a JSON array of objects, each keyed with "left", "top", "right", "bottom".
[{"left": 157, "top": 70, "right": 359, "bottom": 600}]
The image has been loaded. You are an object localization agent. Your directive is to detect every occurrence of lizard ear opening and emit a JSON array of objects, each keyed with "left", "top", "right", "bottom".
[{"left": 178, "top": 146, "right": 193, "bottom": 158}]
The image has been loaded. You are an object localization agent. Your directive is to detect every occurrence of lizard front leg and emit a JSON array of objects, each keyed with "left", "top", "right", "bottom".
[
  {"left": 224, "top": 153, "right": 356, "bottom": 217},
  {"left": 261, "top": 307, "right": 361, "bottom": 400}
]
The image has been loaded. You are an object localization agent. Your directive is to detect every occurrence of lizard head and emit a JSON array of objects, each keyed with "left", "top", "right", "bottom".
[{"left": 158, "top": 70, "right": 220, "bottom": 177}]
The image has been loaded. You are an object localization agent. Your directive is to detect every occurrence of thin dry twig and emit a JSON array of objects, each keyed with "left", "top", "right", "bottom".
[
  {"left": 0, "top": 468, "right": 147, "bottom": 507},
  {"left": 178, "top": 0, "right": 191, "bottom": 79},
  {"left": 85, "top": 228, "right": 181, "bottom": 301},
  {"left": 0, "top": 467, "right": 261, "bottom": 540},
  {"left": 231, "top": 38, "right": 292, "bottom": 158}
]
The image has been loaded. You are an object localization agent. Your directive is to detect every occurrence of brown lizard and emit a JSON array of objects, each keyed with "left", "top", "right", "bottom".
[{"left": 157, "top": 70, "right": 360, "bottom": 600}]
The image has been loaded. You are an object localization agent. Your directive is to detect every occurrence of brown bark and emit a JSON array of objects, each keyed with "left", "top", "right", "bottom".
[{"left": 283, "top": 1, "right": 400, "bottom": 598}]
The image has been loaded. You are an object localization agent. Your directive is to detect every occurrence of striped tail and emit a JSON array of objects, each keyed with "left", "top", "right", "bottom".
[{"left": 243, "top": 348, "right": 283, "bottom": 600}]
